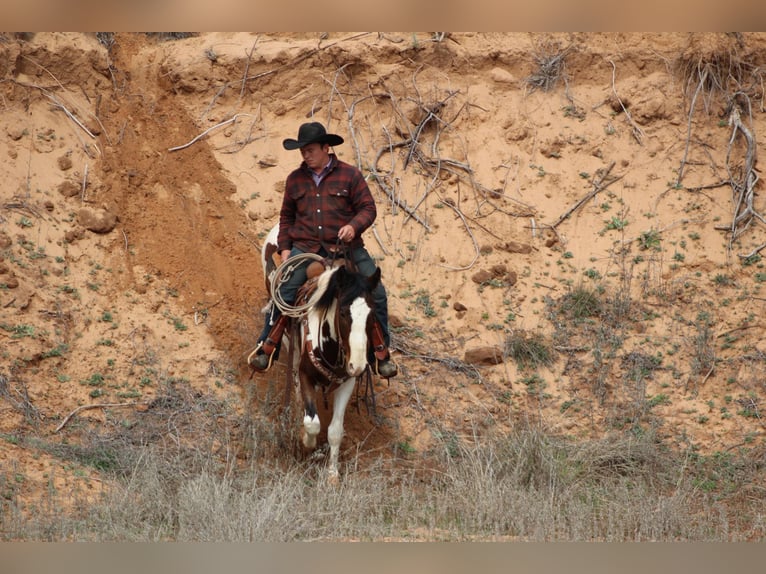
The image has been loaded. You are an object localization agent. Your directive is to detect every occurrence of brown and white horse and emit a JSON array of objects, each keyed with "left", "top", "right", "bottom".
[
  {"left": 259, "top": 223, "right": 379, "bottom": 478},
  {"left": 299, "top": 263, "right": 380, "bottom": 478}
]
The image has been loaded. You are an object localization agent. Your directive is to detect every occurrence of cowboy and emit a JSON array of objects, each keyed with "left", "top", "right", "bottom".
[{"left": 248, "top": 122, "right": 398, "bottom": 378}]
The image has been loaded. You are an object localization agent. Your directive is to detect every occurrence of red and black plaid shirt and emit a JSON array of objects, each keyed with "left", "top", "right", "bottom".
[{"left": 277, "top": 154, "right": 377, "bottom": 253}]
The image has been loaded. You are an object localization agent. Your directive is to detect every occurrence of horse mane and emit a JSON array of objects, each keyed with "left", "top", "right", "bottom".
[{"left": 308, "top": 266, "right": 370, "bottom": 312}]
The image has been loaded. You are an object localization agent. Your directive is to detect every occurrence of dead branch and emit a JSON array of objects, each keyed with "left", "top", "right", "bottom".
[
  {"left": 608, "top": 60, "right": 644, "bottom": 145},
  {"left": 240, "top": 36, "right": 260, "bottom": 99},
  {"left": 677, "top": 68, "right": 708, "bottom": 186},
  {"left": 81, "top": 162, "right": 89, "bottom": 202},
  {"left": 437, "top": 196, "right": 480, "bottom": 271},
  {"left": 18, "top": 55, "right": 110, "bottom": 141},
  {"left": 243, "top": 32, "right": 372, "bottom": 84},
  {"left": 371, "top": 224, "right": 391, "bottom": 256},
  {"left": 740, "top": 241, "right": 766, "bottom": 260},
  {"left": 550, "top": 162, "right": 622, "bottom": 228},
  {"left": 55, "top": 402, "right": 145, "bottom": 433},
  {"left": 200, "top": 82, "right": 228, "bottom": 122},
  {"left": 168, "top": 113, "right": 255, "bottom": 152},
  {"left": 404, "top": 92, "right": 458, "bottom": 169},
  {"left": 724, "top": 102, "right": 764, "bottom": 253},
  {"left": 371, "top": 139, "right": 432, "bottom": 231}
]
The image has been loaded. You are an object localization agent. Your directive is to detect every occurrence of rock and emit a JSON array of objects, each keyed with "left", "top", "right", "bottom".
[
  {"left": 4, "top": 275, "right": 19, "bottom": 289},
  {"left": 78, "top": 207, "right": 118, "bottom": 233},
  {"left": 490, "top": 264, "right": 508, "bottom": 277},
  {"left": 471, "top": 269, "right": 492, "bottom": 284},
  {"left": 6, "top": 126, "right": 25, "bottom": 141},
  {"left": 57, "top": 154, "right": 73, "bottom": 171},
  {"left": 258, "top": 155, "right": 277, "bottom": 168},
  {"left": 464, "top": 346, "right": 504, "bottom": 365},
  {"left": 490, "top": 67, "right": 515, "bottom": 84},
  {"left": 58, "top": 180, "right": 80, "bottom": 198},
  {"left": 0, "top": 232, "right": 11, "bottom": 248},
  {"left": 64, "top": 228, "right": 85, "bottom": 243},
  {"left": 499, "top": 241, "right": 532, "bottom": 254},
  {"left": 453, "top": 301, "right": 467, "bottom": 312}
]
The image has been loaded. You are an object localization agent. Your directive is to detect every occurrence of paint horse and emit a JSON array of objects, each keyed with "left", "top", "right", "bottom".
[{"left": 260, "top": 223, "right": 380, "bottom": 478}]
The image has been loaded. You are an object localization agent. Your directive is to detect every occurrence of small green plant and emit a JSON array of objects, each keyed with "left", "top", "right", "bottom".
[
  {"left": 396, "top": 439, "right": 416, "bottom": 455},
  {"left": 414, "top": 290, "right": 437, "bottom": 317},
  {"left": 584, "top": 268, "right": 601, "bottom": 280},
  {"left": 505, "top": 331, "right": 554, "bottom": 370},
  {"left": 742, "top": 253, "right": 761, "bottom": 266},
  {"left": 83, "top": 373, "right": 105, "bottom": 386},
  {"left": 647, "top": 393, "right": 670, "bottom": 409},
  {"left": 604, "top": 216, "right": 628, "bottom": 231},
  {"left": 638, "top": 230, "right": 661, "bottom": 250},
  {"left": 558, "top": 285, "right": 602, "bottom": 319}
]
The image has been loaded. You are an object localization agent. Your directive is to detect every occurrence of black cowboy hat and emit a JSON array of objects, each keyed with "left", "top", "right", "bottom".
[{"left": 282, "top": 122, "right": 344, "bottom": 150}]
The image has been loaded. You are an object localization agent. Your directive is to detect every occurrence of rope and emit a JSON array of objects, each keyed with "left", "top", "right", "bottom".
[{"left": 270, "top": 252, "right": 326, "bottom": 317}]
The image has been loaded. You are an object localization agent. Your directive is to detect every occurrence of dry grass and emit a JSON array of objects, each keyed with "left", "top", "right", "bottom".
[{"left": 3, "top": 407, "right": 764, "bottom": 541}]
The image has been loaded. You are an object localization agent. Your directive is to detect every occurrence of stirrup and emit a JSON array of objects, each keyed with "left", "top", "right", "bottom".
[
  {"left": 374, "top": 356, "right": 398, "bottom": 378},
  {"left": 247, "top": 342, "right": 276, "bottom": 371}
]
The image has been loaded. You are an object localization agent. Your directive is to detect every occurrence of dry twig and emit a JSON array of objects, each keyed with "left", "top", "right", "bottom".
[
  {"left": 550, "top": 162, "right": 622, "bottom": 228},
  {"left": 608, "top": 60, "right": 644, "bottom": 145},
  {"left": 54, "top": 402, "right": 146, "bottom": 433},
  {"left": 168, "top": 113, "right": 255, "bottom": 152}
]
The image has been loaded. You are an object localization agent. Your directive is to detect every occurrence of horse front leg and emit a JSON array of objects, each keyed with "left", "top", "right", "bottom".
[
  {"left": 299, "top": 371, "right": 321, "bottom": 450},
  {"left": 326, "top": 376, "right": 356, "bottom": 479}
]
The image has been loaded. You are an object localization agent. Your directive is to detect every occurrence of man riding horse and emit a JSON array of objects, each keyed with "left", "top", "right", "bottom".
[{"left": 248, "top": 121, "right": 397, "bottom": 379}]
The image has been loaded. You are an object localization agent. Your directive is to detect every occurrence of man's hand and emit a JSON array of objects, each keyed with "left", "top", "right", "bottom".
[
  {"left": 280, "top": 249, "right": 291, "bottom": 262},
  {"left": 338, "top": 224, "right": 355, "bottom": 243}
]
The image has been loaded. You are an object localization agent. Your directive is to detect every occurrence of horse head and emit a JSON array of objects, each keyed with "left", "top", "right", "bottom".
[{"left": 308, "top": 264, "right": 380, "bottom": 377}]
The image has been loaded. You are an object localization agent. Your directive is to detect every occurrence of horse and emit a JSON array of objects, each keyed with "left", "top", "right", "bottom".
[
  {"left": 299, "top": 263, "right": 380, "bottom": 478},
  {"left": 258, "top": 222, "right": 380, "bottom": 479}
]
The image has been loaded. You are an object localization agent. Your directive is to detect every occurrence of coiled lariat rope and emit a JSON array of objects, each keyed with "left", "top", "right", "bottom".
[{"left": 270, "top": 252, "right": 326, "bottom": 317}]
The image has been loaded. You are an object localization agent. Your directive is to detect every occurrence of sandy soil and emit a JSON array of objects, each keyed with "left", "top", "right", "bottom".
[{"left": 2, "top": 32, "right": 766, "bottom": 514}]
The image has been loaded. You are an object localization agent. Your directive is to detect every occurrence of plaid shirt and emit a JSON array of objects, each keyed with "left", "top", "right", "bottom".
[{"left": 277, "top": 154, "right": 377, "bottom": 253}]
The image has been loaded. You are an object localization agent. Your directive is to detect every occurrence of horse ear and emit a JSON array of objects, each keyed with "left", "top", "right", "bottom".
[{"left": 367, "top": 267, "right": 381, "bottom": 290}]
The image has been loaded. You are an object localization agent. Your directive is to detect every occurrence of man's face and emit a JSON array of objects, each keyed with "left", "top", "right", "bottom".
[{"left": 300, "top": 142, "right": 330, "bottom": 171}]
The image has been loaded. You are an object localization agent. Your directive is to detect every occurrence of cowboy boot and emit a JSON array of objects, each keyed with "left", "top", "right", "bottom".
[
  {"left": 248, "top": 314, "right": 289, "bottom": 371},
  {"left": 370, "top": 317, "right": 398, "bottom": 378}
]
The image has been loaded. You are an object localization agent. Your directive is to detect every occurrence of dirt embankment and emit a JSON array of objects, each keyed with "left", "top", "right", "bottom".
[{"left": 2, "top": 32, "right": 766, "bottom": 512}]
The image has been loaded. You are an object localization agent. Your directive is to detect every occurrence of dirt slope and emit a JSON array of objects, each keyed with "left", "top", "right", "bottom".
[{"left": 2, "top": 32, "right": 766, "bottom": 513}]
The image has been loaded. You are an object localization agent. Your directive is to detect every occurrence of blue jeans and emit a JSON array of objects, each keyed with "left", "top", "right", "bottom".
[{"left": 258, "top": 245, "right": 390, "bottom": 348}]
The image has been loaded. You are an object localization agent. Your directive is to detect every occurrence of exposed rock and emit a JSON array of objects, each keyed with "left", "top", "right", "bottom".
[
  {"left": 464, "top": 346, "right": 504, "bottom": 365},
  {"left": 6, "top": 126, "right": 25, "bottom": 141},
  {"left": 64, "top": 228, "right": 86, "bottom": 243},
  {"left": 78, "top": 207, "right": 118, "bottom": 233},
  {"left": 58, "top": 180, "right": 80, "bottom": 198},
  {"left": 490, "top": 67, "right": 515, "bottom": 84},
  {"left": 471, "top": 269, "right": 493, "bottom": 284},
  {"left": 490, "top": 264, "right": 508, "bottom": 277},
  {"left": 57, "top": 154, "right": 73, "bottom": 171},
  {"left": 499, "top": 241, "right": 532, "bottom": 254},
  {"left": 453, "top": 301, "right": 467, "bottom": 312}
]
